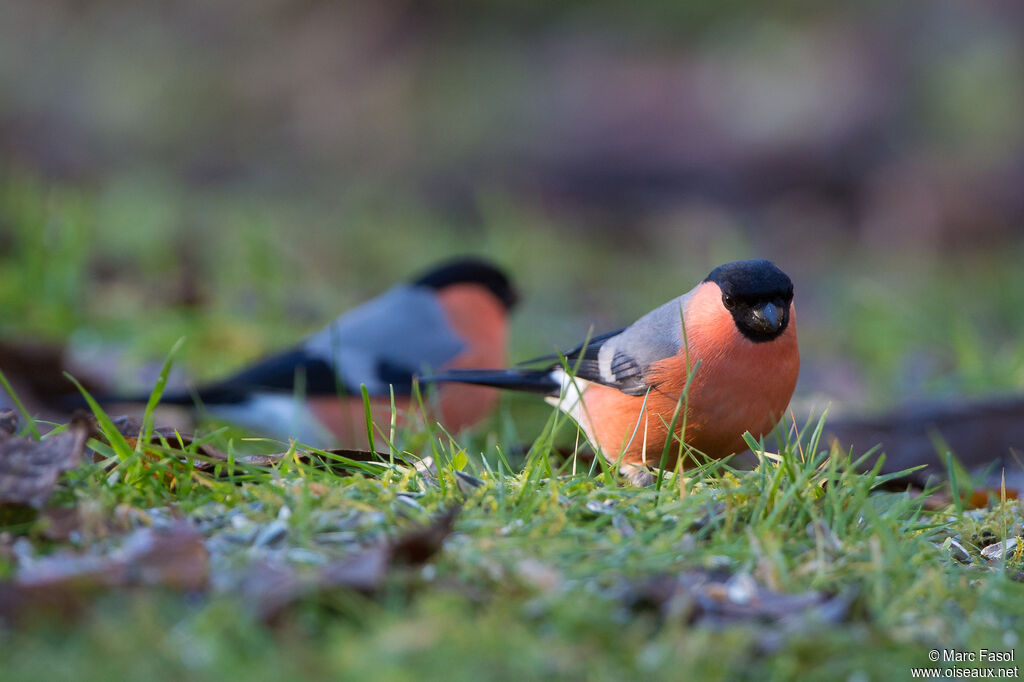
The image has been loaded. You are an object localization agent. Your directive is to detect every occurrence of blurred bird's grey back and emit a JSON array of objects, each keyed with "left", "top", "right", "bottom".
[{"left": 304, "top": 284, "right": 466, "bottom": 394}]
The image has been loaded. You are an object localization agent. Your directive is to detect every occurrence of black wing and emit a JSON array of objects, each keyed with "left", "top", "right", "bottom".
[
  {"left": 422, "top": 327, "right": 653, "bottom": 398},
  {"left": 90, "top": 347, "right": 418, "bottom": 408},
  {"left": 603, "top": 349, "right": 648, "bottom": 396},
  {"left": 517, "top": 328, "right": 624, "bottom": 369},
  {"left": 159, "top": 347, "right": 351, "bottom": 405},
  {"left": 520, "top": 327, "right": 650, "bottom": 397},
  {"left": 421, "top": 368, "right": 559, "bottom": 395}
]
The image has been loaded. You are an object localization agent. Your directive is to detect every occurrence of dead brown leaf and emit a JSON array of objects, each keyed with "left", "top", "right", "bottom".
[
  {"left": 0, "top": 523, "right": 208, "bottom": 622},
  {"left": 105, "top": 415, "right": 227, "bottom": 460},
  {"left": 0, "top": 414, "right": 91, "bottom": 512},
  {"left": 0, "top": 409, "right": 17, "bottom": 437},
  {"left": 389, "top": 506, "right": 458, "bottom": 565},
  {"left": 622, "top": 569, "right": 851, "bottom": 651},
  {"left": 196, "top": 447, "right": 417, "bottom": 480}
]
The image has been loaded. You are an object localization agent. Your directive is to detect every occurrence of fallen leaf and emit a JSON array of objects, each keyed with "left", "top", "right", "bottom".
[
  {"left": 0, "top": 523, "right": 208, "bottom": 622},
  {"left": 318, "top": 545, "right": 391, "bottom": 593},
  {"left": 106, "top": 415, "right": 227, "bottom": 460},
  {"left": 188, "top": 442, "right": 402, "bottom": 478},
  {"left": 0, "top": 409, "right": 17, "bottom": 437},
  {"left": 0, "top": 414, "right": 91, "bottom": 512},
  {"left": 14, "top": 523, "right": 207, "bottom": 589},
  {"left": 622, "top": 568, "right": 850, "bottom": 650},
  {"left": 980, "top": 537, "right": 1020, "bottom": 562},
  {"left": 389, "top": 507, "right": 458, "bottom": 565}
]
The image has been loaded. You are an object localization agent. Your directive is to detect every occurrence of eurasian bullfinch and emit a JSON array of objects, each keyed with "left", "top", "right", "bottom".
[
  {"left": 425, "top": 259, "right": 799, "bottom": 485},
  {"left": 107, "top": 258, "right": 518, "bottom": 448}
]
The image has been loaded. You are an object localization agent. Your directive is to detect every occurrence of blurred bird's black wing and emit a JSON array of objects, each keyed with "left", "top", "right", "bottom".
[
  {"left": 71, "top": 261, "right": 517, "bottom": 410},
  {"left": 158, "top": 347, "right": 348, "bottom": 405}
]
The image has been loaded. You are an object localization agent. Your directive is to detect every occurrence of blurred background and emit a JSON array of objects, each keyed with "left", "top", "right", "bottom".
[{"left": 1, "top": 0, "right": 1024, "bottom": 437}]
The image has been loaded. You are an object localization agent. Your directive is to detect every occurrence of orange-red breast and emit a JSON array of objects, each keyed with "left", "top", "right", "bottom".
[
  {"left": 116, "top": 258, "right": 518, "bottom": 448},
  {"left": 426, "top": 259, "right": 799, "bottom": 485}
]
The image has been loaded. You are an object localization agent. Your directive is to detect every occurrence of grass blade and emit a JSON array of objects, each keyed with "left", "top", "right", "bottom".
[{"left": 0, "top": 367, "right": 40, "bottom": 438}]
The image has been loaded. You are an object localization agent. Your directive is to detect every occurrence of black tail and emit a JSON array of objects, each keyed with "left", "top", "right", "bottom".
[
  {"left": 421, "top": 368, "right": 559, "bottom": 395},
  {"left": 58, "top": 388, "right": 196, "bottom": 412},
  {"left": 59, "top": 383, "right": 249, "bottom": 412}
]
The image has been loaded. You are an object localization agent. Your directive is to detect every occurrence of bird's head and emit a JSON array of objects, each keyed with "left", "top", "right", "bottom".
[
  {"left": 704, "top": 259, "right": 794, "bottom": 343},
  {"left": 411, "top": 257, "right": 519, "bottom": 311}
]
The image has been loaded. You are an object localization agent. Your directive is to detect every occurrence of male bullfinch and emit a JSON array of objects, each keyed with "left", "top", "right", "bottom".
[
  {"left": 103, "top": 258, "right": 518, "bottom": 448},
  {"left": 426, "top": 259, "right": 799, "bottom": 485}
]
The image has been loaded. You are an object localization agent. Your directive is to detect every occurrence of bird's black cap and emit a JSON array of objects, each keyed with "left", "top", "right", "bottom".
[
  {"left": 704, "top": 259, "right": 793, "bottom": 301},
  {"left": 412, "top": 257, "right": 519, "bottom": 310},
  {"left": 705, "top": 259, "right": 794, "bottom": 342}
]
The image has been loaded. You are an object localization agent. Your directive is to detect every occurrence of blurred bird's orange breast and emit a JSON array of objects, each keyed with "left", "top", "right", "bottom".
[{"left": 435, "top": 284, "right": 510, "bottom": 432}]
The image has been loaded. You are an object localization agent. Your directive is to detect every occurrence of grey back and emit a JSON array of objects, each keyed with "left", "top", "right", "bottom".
[
  {"left": 595, "top": 285, "right": 696, "bottom": 381},
  {"left": 304, "top": 285, "right": 466, "bottom": 394}
]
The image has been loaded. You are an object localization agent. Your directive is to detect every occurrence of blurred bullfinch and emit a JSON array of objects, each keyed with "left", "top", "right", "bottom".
[
  {"left": 425, "top": 259, "right": 799, "bottom": 485},
  {"left": 103, "top": 258, "right": 518, "bottom": 448}
]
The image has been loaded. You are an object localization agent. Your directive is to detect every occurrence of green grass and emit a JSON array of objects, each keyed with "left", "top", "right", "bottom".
[
  {"left": 2, "top": 372, "right": 1023, "bottom": 681},
  {"left": 2, "top": 174, "right": 1024, "bottom": 680}
]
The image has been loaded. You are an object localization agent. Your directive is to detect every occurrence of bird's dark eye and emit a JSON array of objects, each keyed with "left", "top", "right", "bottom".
[{"left": 723, "top": 294, "right": 735, "bottom": 309}]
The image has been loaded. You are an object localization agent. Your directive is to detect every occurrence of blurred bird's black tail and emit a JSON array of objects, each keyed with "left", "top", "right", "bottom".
[
  {"left": 421, "top": 369, "right": 559, "bottom": 395},
  {"left": 58, "top": 388, "right": 189, "bottom": 412},
  {"left": 58, "top": 385, "right": 232, "bottom": 413}
]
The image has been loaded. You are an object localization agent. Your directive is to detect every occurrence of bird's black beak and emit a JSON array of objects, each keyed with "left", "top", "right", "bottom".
[{"left": 749, "top": 302, "right": 782, "bottom": 334}]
